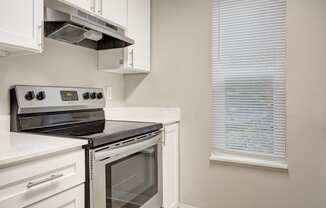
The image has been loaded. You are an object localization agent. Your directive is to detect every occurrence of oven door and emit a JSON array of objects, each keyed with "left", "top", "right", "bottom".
[{"left": 91, "top": 132, "right": 162, "bottom": 208}]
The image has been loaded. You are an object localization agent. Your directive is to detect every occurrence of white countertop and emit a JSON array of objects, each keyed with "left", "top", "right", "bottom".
[
  {"left": 105, "top": 107, "right": 181, "bottom": 125},
  {"left": 0, "top": 131, "right": 88, "bottom": 168},
  {"left": 0, "top": 107, "right": 179, "bottom": 168}
]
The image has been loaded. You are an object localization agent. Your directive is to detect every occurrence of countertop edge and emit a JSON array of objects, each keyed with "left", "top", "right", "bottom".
[
  {"left": 0, "top": 144, "right": 86, "bottom": 168},
  {"left": 0, "top": 132, "right": 88, "bottom": 169}
]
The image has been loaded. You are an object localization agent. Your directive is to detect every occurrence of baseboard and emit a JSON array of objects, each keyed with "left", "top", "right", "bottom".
[
  {"left": 178, "top": 203, "right": 200, "bottom": 208},
  {"left": 169, "top": 202, "right": 179, "bottom": 208}
]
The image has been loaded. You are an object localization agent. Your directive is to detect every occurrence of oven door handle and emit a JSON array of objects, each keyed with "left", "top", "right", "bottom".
[{"left": 94, "top": 133, "right": 161, "bottom": 162}]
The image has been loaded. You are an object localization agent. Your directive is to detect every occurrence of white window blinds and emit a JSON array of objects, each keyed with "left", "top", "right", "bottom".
[{"left": 212, "top": 0, "right": 287, "bottom": 160}]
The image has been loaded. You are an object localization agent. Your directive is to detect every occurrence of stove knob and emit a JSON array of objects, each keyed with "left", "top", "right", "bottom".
[
  {"left": 25, "top": 91, "right": 35, "bottom": 101},
  {"left": 90, "top": 92, "right": 96, "bottom": 99},
  {"left": 36, "top": 91, "right": 46, "bottom": 101},
  {"left": 83, "top": 92, "right": 90, "bottom": 100},
  {"left": 97, "top": 92, "right": 103, "bottom": 99}
]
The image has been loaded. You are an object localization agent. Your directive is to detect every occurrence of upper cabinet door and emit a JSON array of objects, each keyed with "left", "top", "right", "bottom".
[
  {"left": 101, "top": 0, "right": 127, "bottom": 28},
  {"left": 60, "top": 0, "right": 94, "bottom": 13},
  {"left": 97, "top": 0, "right": 151, "bottom": 74},
  {"left": 0, "top": 0, "right": 43, "bottom": 56},
  {"left": 127, "top": 0, "right": 151, "bottom": 71}
]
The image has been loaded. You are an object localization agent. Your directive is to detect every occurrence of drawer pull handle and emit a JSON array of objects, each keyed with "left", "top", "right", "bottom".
[{"left": 26, "top": 174, "right": 64, "bottom": 188}]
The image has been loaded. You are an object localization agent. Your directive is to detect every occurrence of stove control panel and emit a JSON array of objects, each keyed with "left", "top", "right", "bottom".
[{"left": 12, "top": 85, "right": 106, "bottom": 114}]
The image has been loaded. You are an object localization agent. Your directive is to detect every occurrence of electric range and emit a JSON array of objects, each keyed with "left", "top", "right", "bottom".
[{"left": 10, "top": 85, "right": 163, "bottom": 208}]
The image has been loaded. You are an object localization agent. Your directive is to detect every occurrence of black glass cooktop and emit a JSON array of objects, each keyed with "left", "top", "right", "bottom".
[{"left": 28, "top": 120, "right": 163, "bottom": 148}]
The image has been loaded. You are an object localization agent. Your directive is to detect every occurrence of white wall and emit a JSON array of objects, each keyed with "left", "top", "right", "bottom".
[
  {"left": 0, "top": 39, "right": 125, "bottom": 114},
  {"left": 124, "top": 0, "right": 326, "bottom": 207}
]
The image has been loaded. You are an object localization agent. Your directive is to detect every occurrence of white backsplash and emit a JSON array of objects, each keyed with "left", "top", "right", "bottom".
[
  {"left": 105, "top": 107, "right": 180, "bottom": 125},
  {"left": 0, "top": 39, "right": 125, "bottom": 115}
]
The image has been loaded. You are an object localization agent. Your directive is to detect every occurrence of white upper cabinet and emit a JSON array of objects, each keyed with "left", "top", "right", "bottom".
[
  {"left": 59, "top": 0, "right": 94, "bottom": 12},
  {"left": 98, "top": 0, "right": 151, "bottom": 74},
  {"left": 126, "top": 0, "right": 151, "bottom": 72},
  {"left": 101, "top": 0, "right": 127, "bottom": 28},
  {"left": 0, "top": 0, "right": 43, "bottom": 56},
  {"left": 59, "top": 0, "right": 127, "bottom": 28}
]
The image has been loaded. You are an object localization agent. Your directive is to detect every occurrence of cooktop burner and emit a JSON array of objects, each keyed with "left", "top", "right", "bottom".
[{"left": 28, "top": 120, "right": 163, "bottom": 148}]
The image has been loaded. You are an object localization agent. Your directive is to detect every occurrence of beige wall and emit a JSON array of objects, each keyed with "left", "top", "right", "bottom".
[
  {"left": 124, "top": 0, "right": 326, "bottom": 207},
  {"left": 0, "top": 0, "right": 324, "bottom": 207},
  {"left": 0, "top": 39, "right": 125, "bottom": 114}
]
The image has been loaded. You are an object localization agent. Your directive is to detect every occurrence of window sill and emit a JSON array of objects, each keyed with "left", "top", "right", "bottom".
[{"left": 210, "top": 153, "right": 288, "bottom": 171}]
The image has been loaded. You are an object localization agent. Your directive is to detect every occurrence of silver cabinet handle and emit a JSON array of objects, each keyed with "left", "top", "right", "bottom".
[
  {"left": 95, "top": 133, "right": 161, "bottom": 162},
  {"left": 90, "top": 0, "right": 96, "bottom": 12},
  {"left": 98, "top": 0, "right": 103, "bottom": 14},
  {"left": 129, "top": 49, "right": 134, "bottom": 67},
  {"left": 26, "top": 174, "right": 64, "bottom": 188},
  {"left": 132, "top": 49, "right": 134, "bottom": 67},
  {"left": 37, "top": 22, "right": 44, "bottom": 50}
]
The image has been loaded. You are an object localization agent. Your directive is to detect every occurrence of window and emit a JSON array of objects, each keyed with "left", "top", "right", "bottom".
[{"left": 211, "top": 0, "right": 287, "bottom": 168}]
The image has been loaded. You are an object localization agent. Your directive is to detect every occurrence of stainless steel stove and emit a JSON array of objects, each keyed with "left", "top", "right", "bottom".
[{"left": 10, "top": 85, "right": 163, "bottom": 208}]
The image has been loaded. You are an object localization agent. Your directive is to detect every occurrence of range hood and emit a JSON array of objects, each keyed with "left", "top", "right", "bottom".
[{"left": 44, "top": 4, "right": 134, "bottom": 50}]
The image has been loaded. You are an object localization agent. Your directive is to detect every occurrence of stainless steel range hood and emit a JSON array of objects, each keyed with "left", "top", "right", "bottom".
[{"left": 44, "top": 3, "right": 134, "bottom": 50}]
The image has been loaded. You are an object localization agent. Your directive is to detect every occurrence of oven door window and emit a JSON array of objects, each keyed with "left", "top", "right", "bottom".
[{"left": 106, "top": 145, "right": 158, "bottom": 208}]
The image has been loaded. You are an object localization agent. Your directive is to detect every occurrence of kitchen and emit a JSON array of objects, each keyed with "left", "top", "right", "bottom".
[{"left": 0, "top": 0, "right": 326, "bottom": 208}]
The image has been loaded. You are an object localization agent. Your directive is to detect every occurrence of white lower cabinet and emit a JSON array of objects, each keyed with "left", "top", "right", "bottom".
[
  {"left": 0, "top": 149, "right": 85, "bottom": 208},
  {"left": 162, "top": 123, "right": 179, "bottom": 208},
  {"left": 26, "top": 184, "right": 84, "bottom": 208}
]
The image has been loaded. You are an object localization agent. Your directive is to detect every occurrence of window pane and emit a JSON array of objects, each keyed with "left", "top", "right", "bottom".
[{"left": 225, "top": 77, "right": 274, "bottom": 154}]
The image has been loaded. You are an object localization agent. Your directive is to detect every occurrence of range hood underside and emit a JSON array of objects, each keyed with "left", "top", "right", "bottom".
[{"left": 45, "top": 21, "right": 131, "bottom": 50}]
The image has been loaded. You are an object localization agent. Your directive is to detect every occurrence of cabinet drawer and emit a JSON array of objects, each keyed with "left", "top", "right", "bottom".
[
  {"left": 26, "top": 184, "right": 84, "bottom": 208},
  {"left": 0, "top": 149, "right": 85, "bottom": 208}
]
